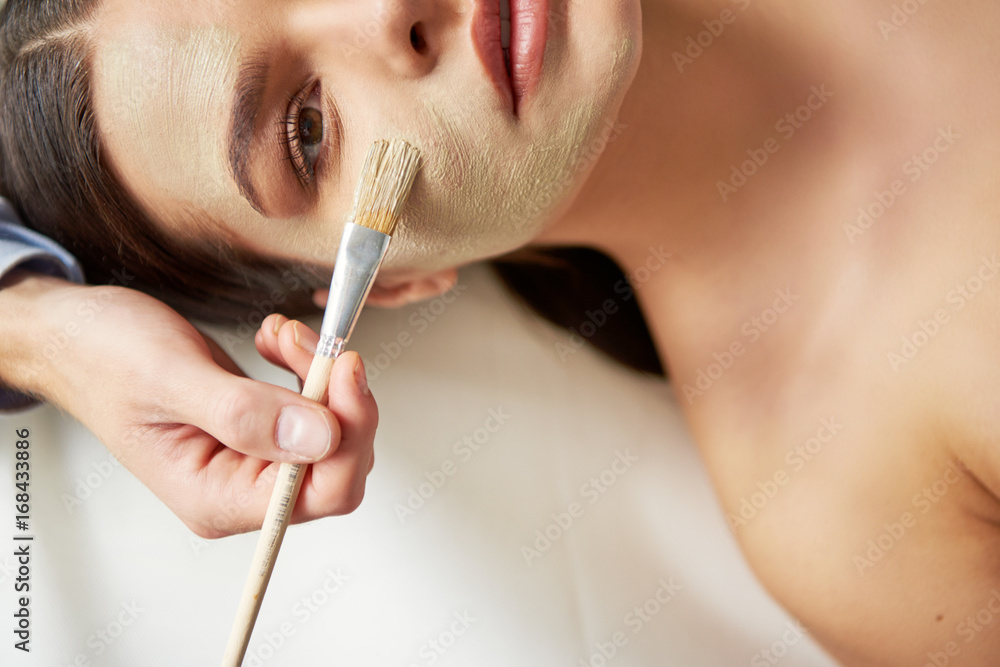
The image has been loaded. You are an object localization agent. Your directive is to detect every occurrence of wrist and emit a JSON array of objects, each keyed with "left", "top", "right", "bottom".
[{"left": 0, "top": 270, "right": 87, "bottom": 397}]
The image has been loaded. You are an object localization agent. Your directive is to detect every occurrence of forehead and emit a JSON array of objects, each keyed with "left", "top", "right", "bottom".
[
  {"left": 96, "top": 0, "right": 237, "bottom": 33},
  {"left": 89, "top": 2, "right": 261, "bottom": 235},
  {"left": 96, "top": 24, "right": 238, "bottom": 147}
]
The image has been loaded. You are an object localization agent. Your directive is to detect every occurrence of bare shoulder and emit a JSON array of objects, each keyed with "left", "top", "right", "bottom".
[{"left": 691, "top": 255, "right": 1000, "bottom": 666}]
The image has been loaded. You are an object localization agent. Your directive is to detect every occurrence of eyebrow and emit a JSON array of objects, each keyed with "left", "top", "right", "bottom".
[{"left": 228, "top": 56, "right": 271, "bottom": 216}]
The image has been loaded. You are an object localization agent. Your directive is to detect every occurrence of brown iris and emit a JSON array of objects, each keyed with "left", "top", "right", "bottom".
[{"left": 298, "top": 107, "right": 323, "bottom": 147}]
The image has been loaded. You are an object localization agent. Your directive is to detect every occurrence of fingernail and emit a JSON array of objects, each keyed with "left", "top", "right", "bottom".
[
  {"left": 276, "top": 406, "right": 331, "bottom": 460},
  {"left": 272, "top": 315, "right": 286, "bottom": 336},
  {"left": 354, "top": 358, "right": 370, "bottom": 396},
  {"left": 292, "top": 322, "right": 316, "bottom": 355}
]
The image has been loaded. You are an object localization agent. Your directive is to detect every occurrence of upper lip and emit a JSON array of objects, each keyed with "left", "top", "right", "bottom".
[{"left": 472, "top": 0, "right": 515, "bottom": 113}]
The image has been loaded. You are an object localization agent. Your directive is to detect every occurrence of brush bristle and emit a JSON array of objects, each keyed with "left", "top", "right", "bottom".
[{"left": 350, "top": 139, "right": 422, "bottom": 236}]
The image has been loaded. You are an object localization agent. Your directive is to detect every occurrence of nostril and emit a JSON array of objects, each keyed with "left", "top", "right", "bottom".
[{"left": 409, "top": 23, "right": 428, "bottom": 54}]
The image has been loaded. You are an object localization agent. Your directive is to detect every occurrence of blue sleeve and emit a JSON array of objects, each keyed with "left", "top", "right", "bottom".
[{"left": 0, "top": 199, "right": 85, "bottom": 410}]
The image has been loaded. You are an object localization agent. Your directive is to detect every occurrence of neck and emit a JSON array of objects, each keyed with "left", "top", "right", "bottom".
[
  {"left": 537, "top": 0, "right": 1000, "bottom": 352},
  {"left": 544, "top": 0, "right": 1000, "bottom": 257},
  {"left": 541, "top": 0, "right": 889, "bottom": 258}
]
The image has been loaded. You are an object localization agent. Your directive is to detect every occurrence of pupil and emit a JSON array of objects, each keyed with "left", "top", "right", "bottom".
[{"left": 299, "top": 108, "right": 323, "bottom": 145}]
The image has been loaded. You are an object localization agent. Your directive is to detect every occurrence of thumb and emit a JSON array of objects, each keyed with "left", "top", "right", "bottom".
[{"left": 169, "top": 363, "right": 341, "bottom": 464}]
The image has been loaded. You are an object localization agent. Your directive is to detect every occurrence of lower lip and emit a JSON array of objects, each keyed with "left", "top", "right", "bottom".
[
  {"left": 509, "top": 0, "right": 548, "bottom": 114},
  {"left": 473, "top": 0, "right": 549, "bottom": 115}
]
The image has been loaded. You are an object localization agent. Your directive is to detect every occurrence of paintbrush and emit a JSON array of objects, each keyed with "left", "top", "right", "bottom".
[{"left": 222, "top": 139, "right": 421, "bottom": 666}]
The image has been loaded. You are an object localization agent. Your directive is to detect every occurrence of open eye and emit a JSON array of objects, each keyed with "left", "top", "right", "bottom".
[
  {"left": 297, "top": 88, "right": 323, "bottom": 168},
  {"left": 284, "top": 83, "right": 324, "bottom": 184}
]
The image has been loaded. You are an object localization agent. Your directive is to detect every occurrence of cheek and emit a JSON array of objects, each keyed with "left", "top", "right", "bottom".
[
  {"left": 376, "top": 38, "right": 639, "bottom": 270},
  {"left": 383, "top": 104, "right": 614, "bottom": 270},
  {"left": 412, "top": 99, "right": 476, "bottom": 194},
  {"left": 383, "top": 97, "right": 516, "bottom": 263}
]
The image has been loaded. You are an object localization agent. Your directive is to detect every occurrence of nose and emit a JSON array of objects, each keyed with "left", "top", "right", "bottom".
[{"left": 289, "top": 0, "right": 450, "bottom": 80}]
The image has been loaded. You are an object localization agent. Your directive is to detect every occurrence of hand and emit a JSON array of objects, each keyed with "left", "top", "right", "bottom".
[{"left": 0, "top": 272, "right": 376, "bottom": 538}]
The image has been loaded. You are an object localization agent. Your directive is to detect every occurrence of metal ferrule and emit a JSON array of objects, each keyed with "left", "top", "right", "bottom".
[
  {"left": 317, "top": 222, "right": 391, "bottom": 356},
  {"left": 315, "top": 335, "right": 347, "bottom": 360}
]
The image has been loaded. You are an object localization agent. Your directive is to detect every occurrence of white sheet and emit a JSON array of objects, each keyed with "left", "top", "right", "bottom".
[{"left": 0, "top": 264, "right": 836, "bottom": 666}]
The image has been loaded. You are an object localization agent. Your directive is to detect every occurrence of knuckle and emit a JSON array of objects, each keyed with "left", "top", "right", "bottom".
[
  {"left": 355, "top": 399, "right": 379, "bottom": 435},
  {"left": 176, "top": 479, "right": 264, "bottom": 539},
  {"left": 183, "top": 514, "right": 230, "bottom": 540},
  {"left": 212, "top": 384, "right": 259, "bottom": 448},
  {"left": 335, "top": 482, "right": 367, "bottom": 515},
  {"left": 262, "top": 313, "right": 281, "bottom": 329}
]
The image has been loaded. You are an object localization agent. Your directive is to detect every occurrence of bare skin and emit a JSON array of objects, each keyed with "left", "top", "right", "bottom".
[
  {"left": 12, "top": 0, "right": 995, "bottom": 662},
  {"left": 539, "top": 0, "right": 1000, "bottom": 663},
  {"left": 0, "top": 269, "right": 377, "bottom": 538}
]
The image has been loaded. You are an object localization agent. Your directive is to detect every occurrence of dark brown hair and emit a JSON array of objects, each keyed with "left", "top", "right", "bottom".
[
  {"left": 0, "top": 0, "right": 327, "bottom": 323},
  {"left": 493, "top": 247, "right": 664, "bottom": 376}
]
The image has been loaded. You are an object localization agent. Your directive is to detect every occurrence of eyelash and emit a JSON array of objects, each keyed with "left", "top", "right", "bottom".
[{"left": 280, "top": 83, "right": 320, "bottom": 186}]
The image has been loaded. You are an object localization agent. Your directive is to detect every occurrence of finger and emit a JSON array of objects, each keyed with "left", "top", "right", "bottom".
[
  {"left": 273, "top": 320, "right": 321, "bottom": 381},
  {"left": 294, "top": 352, "right": 379, "bottom": 520},
  {"left": 255, "top": 314, "right": 289, "bottom": 370},
  {"left": 327, "top": 352, "right": 377, "bottom": 449},
  {"left": 164, "top": 353, "right": 376, "bottom": 534},
  {"left": 168, "top": 364, "right": 341, "bottom": 466},
  {"left": 139, "top": 429, "right": 277, "bottom": 538},
  {"left": 153, "top": 353, "right": 377, "bottom": 535}
]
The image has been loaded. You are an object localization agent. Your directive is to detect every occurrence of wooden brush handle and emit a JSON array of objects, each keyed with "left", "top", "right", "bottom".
[{"left": 221, "top": 353, "right": 336, "bottom": 666}]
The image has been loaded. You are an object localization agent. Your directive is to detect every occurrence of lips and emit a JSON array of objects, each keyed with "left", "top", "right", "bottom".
[{"left": 472, "top": 0, "right": 549, "bottom": 115}]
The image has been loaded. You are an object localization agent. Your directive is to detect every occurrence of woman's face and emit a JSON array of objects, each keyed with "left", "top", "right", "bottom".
[{"left": 91, "top": 0, "right": 640, "bottom": 280}]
